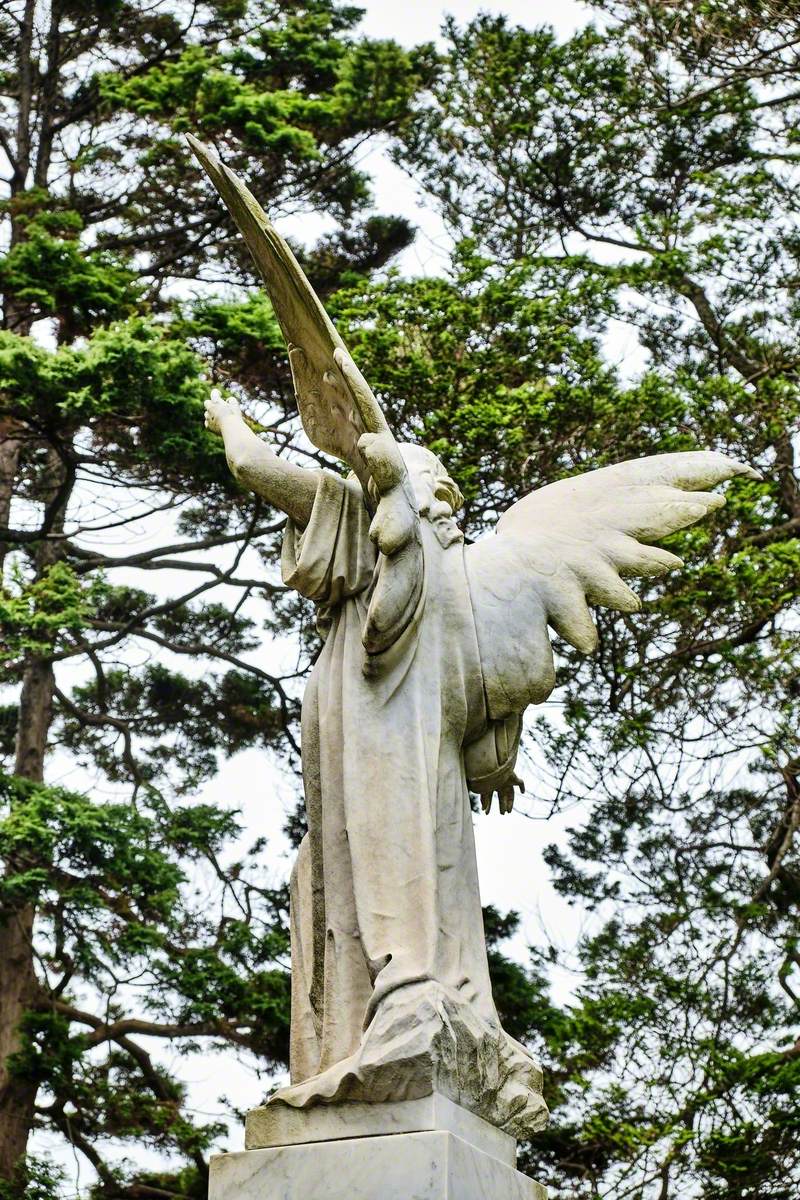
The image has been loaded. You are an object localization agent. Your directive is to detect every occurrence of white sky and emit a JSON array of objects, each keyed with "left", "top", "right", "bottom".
[{"left": 358, "top": 0, "right": 592, "bottom": 44}]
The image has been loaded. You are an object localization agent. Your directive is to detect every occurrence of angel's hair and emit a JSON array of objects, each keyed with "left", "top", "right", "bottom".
[
  {"left": 401, "top": 443, "right": 464, "bottom": 511},
  {"left": 368, "top": 443, "right": 463, "bottom": 513}
]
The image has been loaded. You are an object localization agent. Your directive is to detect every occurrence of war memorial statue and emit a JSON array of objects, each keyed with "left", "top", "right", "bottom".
[{"left": 187, "top": 136, "right": 758, "bottom": 1199}]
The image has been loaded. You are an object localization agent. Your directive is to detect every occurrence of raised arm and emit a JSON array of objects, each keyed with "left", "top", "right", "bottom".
[
  {"left": 358, "top": 431, "right": 424, "bottom": 655},
  {"left": 205, "top": 390, "right": 321, "bottom": 527}
]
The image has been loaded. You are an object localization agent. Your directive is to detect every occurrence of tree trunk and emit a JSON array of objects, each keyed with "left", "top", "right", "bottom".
[
  {"left": 2, "top": 0, "right": 72, "bottom": 1155},
  {"left": 4, "top": 0, "right": 35, "bottom": 336},
  {"left": 0, "top": 447, "right": 70, "bottom": 1182},
  {"left": 0, "top": 676, "right": 49, "bottom": 1180},
  {"left": 0, "top": 419, "right": 22, "bottom": 571},
  {"left": 12, "top": 0, "right": 34, "bottom": 197},
  {"left": 33, "top": 1, "right": 63, "bottom": 192},
  {"left": 0, "top": 908, "right": 38, "bottom": 1183}
]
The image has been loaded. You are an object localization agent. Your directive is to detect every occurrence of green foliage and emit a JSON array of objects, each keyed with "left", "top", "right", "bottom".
[
  {"left": 0, "top": 319, "right": 238, "bottom": 502},
  {"left": 0, "top": 1157, "right": 66, "bottom": 1200},
  {"left": 388, "top": 5, "right": 800, "bottom": 1196},
  {"left": 332, "top": 251, "right": 723, "bottom": 517},
  {"left": 1, "top": 562, "right": 99, "bottom": 665},
  {"left": 2, "top": 0, "right": 799, "bottom": 1195},
  {"left": 0, "top": 0, "right": 426, "bottom": 1193},
  {"left": 0, "top": 202, "right": 140, "bottom": 338}
]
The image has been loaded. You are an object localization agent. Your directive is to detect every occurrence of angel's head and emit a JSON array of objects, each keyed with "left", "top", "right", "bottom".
[
  {"left": 397, "top": 442, "right": 462, "bottom": 511},
  {"left": 399, "top": 443, "right": 464, "bottom": 545},
  {"left": 359, "top": 439, "right": 463, "bottom": 545}
]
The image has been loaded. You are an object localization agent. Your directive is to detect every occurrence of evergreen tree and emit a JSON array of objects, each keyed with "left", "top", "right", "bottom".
[
  {"left": 3, "top": 2, "right": 798, "bottom": 1197},
  {"left": 0, "top": 2, "right": 430, "bottom": 1194},
  {"left": 354, "top": 4, "right": 798, "bottom": 1195}
]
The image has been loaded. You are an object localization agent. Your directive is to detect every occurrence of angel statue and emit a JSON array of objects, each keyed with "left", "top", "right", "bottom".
[{"left": 187, "top": 136, "right": 758, "bottom": 1138}]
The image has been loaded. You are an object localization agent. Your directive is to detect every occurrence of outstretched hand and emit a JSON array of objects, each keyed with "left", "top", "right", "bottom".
[
  {"left": 204, "top": 388, "right": 241, "bottom": 434},
  {"left": 480, "top": 772, "right": 525, "bottom": 816}
]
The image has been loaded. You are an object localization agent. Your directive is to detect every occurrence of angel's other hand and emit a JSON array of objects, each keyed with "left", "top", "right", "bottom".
[
  {"left": 204, "top": 388, "right": 241, "bottom": 433},
  {"left": 358, "top": 431, "right": 407, "bottom": 496},
  {"left": 480, "top": 772, "right": 525, "bottom": 816}
]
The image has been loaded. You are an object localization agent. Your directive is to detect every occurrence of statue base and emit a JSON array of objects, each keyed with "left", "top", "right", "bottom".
[{"left": 209, "top": 1093, "right": 547, "bottom": 1199}]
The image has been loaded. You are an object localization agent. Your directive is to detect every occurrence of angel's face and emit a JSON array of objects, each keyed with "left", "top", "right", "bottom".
[{"left": 399, "top": 444, "right": 463, "bottom": 546}]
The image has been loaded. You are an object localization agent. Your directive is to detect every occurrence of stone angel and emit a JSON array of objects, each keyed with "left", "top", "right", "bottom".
[{"left": 187, "top": 136, "right": 758, "bottom": 1138}]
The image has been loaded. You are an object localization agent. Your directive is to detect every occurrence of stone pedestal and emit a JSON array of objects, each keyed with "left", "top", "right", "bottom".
[{"left": 209, "top": 1094, "right": 547, "bottom": 1199}]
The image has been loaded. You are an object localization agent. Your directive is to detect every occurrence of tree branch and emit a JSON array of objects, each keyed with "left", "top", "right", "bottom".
[
  {"left": 49, "top": 1000, "right": 256, "bottom": 1050},
  {"left": 67, "top": 522, "right": 284, "bottom": 572}
]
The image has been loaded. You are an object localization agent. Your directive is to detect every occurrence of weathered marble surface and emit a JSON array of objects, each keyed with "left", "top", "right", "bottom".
[
  {"left": 190, "top": 134, "right": 760, "bottom": 1146},
  {"left": 245, "top": 1090, "right": 516, "bottom": 1166},
  {"left": 209, "top": 1131, "right": 547, "bottom": 1200}
]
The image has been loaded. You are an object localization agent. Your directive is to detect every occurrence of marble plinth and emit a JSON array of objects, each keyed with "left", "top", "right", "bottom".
[
  {"left": 208, "top": 1130, "right": 547, "bottom": 1200},
  {"left": 245, "top": 1091, "right": 516, "bottom": 1166}
]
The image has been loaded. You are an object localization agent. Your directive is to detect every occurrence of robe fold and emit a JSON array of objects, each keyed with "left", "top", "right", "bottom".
[{"left": 278, "top": 471, "right": 547, "bottom": 1134}]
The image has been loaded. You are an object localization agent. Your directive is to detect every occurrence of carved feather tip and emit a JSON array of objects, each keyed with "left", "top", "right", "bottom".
[
  {"left": 185, "top": 133, "right": 217, "bottom": 163},
  {"left": 727, "top": 457, "right": 762, "bottom": 481}
]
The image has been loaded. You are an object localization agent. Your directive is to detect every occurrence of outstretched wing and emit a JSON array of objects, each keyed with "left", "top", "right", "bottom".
[
  {"left": 187, "top": 135, "right": 389, "bottom": 499},
  {"left": 466, "top": 451, "right": 759, "bottom": 718}
]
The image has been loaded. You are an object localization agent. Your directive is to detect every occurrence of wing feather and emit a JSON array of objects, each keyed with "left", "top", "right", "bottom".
[
  {"left": 544, "top": 574, "right": 600, "bottom": 654},
  {"left": 599, "top": 533, "right": 684, "bottom": 578},
  {"left": 490, "top": 451, "right": 759, "bottom": 653},
  {"left": 187, "top": 135, "right": 388, "bottom": 498}
]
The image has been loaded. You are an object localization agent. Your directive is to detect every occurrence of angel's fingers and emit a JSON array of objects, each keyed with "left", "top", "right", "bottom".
[
  {"left": 499, "top": 786, "right": 515, "bottom": 815},
  {"left": 288, "top": 345, "right": 313, "bottom": 384},
  {"left": 334, "top": 346, "right": 365, "bottom": 392},
  {"left": 357, "top": 432, "right": 379, "bottom": 455},
  {"left": 358, "top": 432, "right": 397, "bottom": 465},
  {"left": 480, "top": 793, "right": 493, "bottom": 815},
  {"left": 364, "top": 458, "right": 395, "bottom": 495}
]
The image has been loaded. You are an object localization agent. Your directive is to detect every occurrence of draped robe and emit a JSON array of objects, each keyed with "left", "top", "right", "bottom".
[{"left": 277, "top": 471, "right": 547, "bottom": 1135}]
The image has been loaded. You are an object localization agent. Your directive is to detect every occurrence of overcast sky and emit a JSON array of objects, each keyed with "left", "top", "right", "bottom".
[{"left": 358, "top": 0, "right": 592, "bottom": 44}]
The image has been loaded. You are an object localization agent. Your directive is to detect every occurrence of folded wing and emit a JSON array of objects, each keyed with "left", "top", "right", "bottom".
[
  {"left": 466, "top": 451, "right": 758, "bottom": 719},
  {"left": 187, "top": 135, "right": 389, "bottom": 499}
]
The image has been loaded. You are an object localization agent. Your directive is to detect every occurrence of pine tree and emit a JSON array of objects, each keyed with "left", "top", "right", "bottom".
[
  {"left": 0, "top": 2, "right": 429, "bottom": 1193},
  {"left": 4, "top": 3, "right": 797, "bottom": 1196},
  {"left": 355, "top": 5, "right": 799, "bottom": 1195}
]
